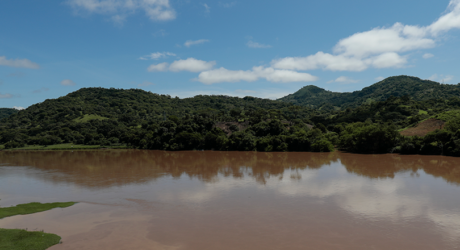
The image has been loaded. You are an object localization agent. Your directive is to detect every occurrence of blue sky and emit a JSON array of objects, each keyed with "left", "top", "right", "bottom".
[{"left": 1, "top": 0, "right": 460, "bottom": 109}]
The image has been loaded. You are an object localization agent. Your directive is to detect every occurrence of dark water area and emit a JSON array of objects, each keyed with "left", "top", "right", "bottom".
[{"left": 1, "top": 150, "right": 460, "bottom": 249}]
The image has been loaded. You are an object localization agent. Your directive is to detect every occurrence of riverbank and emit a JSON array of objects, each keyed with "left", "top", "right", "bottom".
[
  {"left": 0, "top": 143, "right": 128, "bottom": 151},
  {"left": 0, "top": 202, "right": 76, "bottom": 250}
]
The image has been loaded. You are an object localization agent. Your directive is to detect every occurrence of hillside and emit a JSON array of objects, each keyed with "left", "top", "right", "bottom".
[
  {"left": 3, "top": 78, "right": 460, "bottom": 155},
  {"left": 0, "top": 88, "right": 326, "bottom": 152},
  {"left": 279, "top": 75, "right": 460, "bottom": 108},
  {"left": 0, "top": 108, "right": 19, "bottom": 120},
  {"left": 1, "top": 87, "right": 311, "bottom": 127}
]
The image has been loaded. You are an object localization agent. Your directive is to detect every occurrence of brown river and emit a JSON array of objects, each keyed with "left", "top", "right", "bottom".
[{"left": 1, "top": 150, "right": 460, "bottom": 250}]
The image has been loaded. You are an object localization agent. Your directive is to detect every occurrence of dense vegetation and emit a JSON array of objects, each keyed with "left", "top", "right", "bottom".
[
  {"left": 0, "top": 87, "right": 332, "bottom": 152},
  {"left": 0, "top": 108, "right": 18, "bottom": 120},
  {"left": 2, "top": 75, "right": 460, "bottom": 156},
  {"left": 279, "top": 75, "right": 460, "bottom": 109}
]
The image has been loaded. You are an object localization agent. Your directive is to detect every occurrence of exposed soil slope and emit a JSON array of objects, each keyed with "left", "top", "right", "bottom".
[{"left": 400, "top": 118, "right": 445, "bottom": 137}]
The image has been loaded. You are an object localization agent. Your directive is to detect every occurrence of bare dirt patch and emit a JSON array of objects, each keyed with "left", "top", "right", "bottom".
[{"left": 400, "top": 118, "right": 445, "bottom": 137}]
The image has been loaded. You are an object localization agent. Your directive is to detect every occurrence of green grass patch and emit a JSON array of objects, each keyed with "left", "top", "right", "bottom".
[
  {"left": 418, "top": 110, "right": 428, "bottom": 115},
  {"left": 72, "top": 114, "right": 108, "bottom": 123},
  {"left": 0, "top": 229, "right": 61, "bottom": 250},
  {"left": 433, "top": 110, "right": 460, "bottom": 122},
  {"left": 0, "top": 202, "right": 76, "bottom": 219},
  {"left": 0, "top": 202, "right": 77, "bottom": 250}
]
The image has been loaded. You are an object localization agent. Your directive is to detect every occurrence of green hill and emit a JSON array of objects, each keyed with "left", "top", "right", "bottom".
[
  {"left": 278, "top": 75, "right": 460, "bottom": 108},
  {"left": 0, "top": 108, "right": 19, "bottom": 120},
  {"left": 1, "top": 87, "right": 308, "bottom": 127},
  {"left": 0, "top": 88, "right": 321, "bottom": 151}
]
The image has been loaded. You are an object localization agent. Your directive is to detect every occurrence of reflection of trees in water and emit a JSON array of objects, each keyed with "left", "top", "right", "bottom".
[
  {"left": 1, "top": 150, "right": 459, "bottom": 187},
  {"left": 0, "top": 150, "right": 340, "bottom": 187},
  {"left": 340, "top": 153, "right": 460, "bottom": 185}
]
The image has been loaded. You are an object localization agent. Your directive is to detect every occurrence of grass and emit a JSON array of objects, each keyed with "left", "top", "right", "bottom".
[
  {"left": 418, "top": 110, "right": 428, "bottom": 115},
  {"left": 1, "top": 143, "right": 128, "bottom": 151},
  {"left": 72, "top": 114, "right": 108, "bottom": 123},
  {"left": 0, "top": 229, "right": 61, "bottom": 250},
  {"left": 433, "top": 110, "right": 460, "bottom": 122},
  {"left": 0, "top": 202, "right": 76, "bottom": 250},
  {"left": 0, "top": 202, "right": 76, "bottom": 219}
]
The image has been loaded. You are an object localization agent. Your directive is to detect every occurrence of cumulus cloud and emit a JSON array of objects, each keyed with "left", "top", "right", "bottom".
[
  {"left": 13, "top": 106, "right": 25, "bottom": 110},
  {"left": 333, "top": 23, "right": 433, "bottom": 58},
  {"left": 0, "top": 93, "right": 13, "bottom": 99},
  {"left": 423, "top": 53, "right": 434, "bottom": 59},
  {"left": 375, "top": 76, "right": 385, "bottom": 81},
  {"left": 0, "top": 56, "right": 40, "bottom": 69},
  {"left": 147, "top": 62, "right": 169, "bottom": 72},
  {"left": 428, "top": 0, "right": 460, "bottom": 35},
  {"left": 139, "top": 52, "right": 176, "bottom": 60},
  {"left": 169, "top": 58, "right": 216, "bottom": 72},
  {"left": 272, "top": 0, "right": 460, "bottom": 72},
  {"left": 67, "top": 0, "right": 176, "bottom": 23},
  {"left": 247, "top": 41, "right": 272, "bottom": 49},
  {"left": 147, "top": 58, "right": 215, "bottom": 72},
  {"left": 196, "top": 66, "right": 318, "bottom": 84},
  {"left": 184, "top": 39, "right": 209, "bottom": 47},
  {"left": 60, "top": 79, "right": 76, "bottom": 86},
  {"left": 327, "top": 76, "right": 359, "bottom": 84}
]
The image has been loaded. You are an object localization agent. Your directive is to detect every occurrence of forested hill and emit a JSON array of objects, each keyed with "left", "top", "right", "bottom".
[
  {"left": 278, "top": 75, "right": 460, "bottom": 108},
  {"left": 2, "top": 87, "right": 310, "bottom": 125},
  {"left": 0, "top": 108, "right": 18, "bottom": 120}
]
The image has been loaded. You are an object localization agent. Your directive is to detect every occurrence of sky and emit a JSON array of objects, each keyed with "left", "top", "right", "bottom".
[{"left": 1, "top": 0, "right": 460, "bottom": 109}]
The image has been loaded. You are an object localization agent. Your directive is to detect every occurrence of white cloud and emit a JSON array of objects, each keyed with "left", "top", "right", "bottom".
[
  {"left": 428, "top": 0, "right": 460, "bottom": 35},
  {"left": 196, "top": 66, "right": 318, "bottom": 84},
  {"left": 272, "top": 52, "right": 368, "bottom": 71},
  {"left": 147, "top": 62, "right": 169, "bottom": 72},
  {"left": 169, "top": 58, "right": 216, "bottom": 72},
  {"left": 137, "top": 81, "right": 154, "bottom": 87},
  {"left": 203, "top": 3, "right": 210, "bottom": 13},
  {"left": 423, "top": 53, "right": 434, "bottom": 59},
  {"left": 13, "top": 106, "right": 25, "bottom": 110},
  {"left": 147, "top": 58, "right": 216, "bottom": 72},
  {"left": 333, "top": 23, "right": 433, "bottom": 58},
  {"left": 375, "top": 76, "right": 385, "bottom": 81},
  {"left": 184, "top": 39, "right": 209, "bottom": 47},
  {"left": 0, "top": 93, "right": 13, "bottom": 99},
  {"left": 67, "top": 0, "right": 176, "bottom": 23},
  {"left": 139, "top": 52, "right": 176, "bottom": 60},
  {"left": 367, "top": 52, "right": 407, "bottom": 68},
  {"left": 271, "top": 1, "right": 460, "bottom": 72},
  {"left": 0, "top": 56, "right": 40, "bottom": 69},
  {"left": 327, "top": 76, "right": 359, "bottom": 84},
  {"left": 247, "top": 41, "right": 272, "bottom": 49},
  {"left": 429, "top": 74, "right": 454, "bottom": 83},
  {"left": 60, "top": 79, "right": 76, "bottom": 86}
]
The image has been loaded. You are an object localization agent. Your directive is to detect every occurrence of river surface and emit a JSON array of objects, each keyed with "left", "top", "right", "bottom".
[{"left": 1, "top": 150, "right": 460, "bottom": 250}]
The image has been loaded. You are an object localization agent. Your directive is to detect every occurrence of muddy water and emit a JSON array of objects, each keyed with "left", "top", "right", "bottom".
[{"left": 1, "top": 151, "right": 460, "bottom": 249}]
